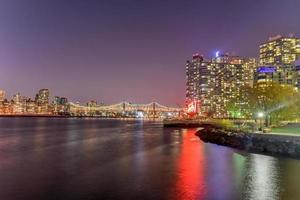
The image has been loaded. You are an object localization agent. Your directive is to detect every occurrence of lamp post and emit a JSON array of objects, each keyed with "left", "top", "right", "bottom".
[{"left": 257, "top": 112, "right": 265, "bottom": 132}]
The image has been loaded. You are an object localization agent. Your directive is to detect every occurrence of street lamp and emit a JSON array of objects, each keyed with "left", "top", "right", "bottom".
[
  {"left": 257, "top": 112, "right": 265, "bottom": 132},
  {"left": 257, "top": 112, "right": 264, "bottom": 118}
]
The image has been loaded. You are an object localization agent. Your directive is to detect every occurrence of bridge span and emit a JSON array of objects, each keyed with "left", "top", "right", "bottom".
[{"left": 69, "top": 101, "right": 182, "bottom": 118}]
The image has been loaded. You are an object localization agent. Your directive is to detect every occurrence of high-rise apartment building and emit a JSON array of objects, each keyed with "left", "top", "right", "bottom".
[
  {"left": 256, "top": 35, "right": 300, "bottom": 85},
  {"left": 53, "top": 96, "right": 68, "bottom": 114},
  {"left": 186, "top": 53, "right": 256, "bottom": 118},
  {"left": 36, "top": 89, "right": 49, "bottom": 104},
  {"left": 12, "top": 93, "right": 29, "bottom": 113},
  {"left": 35, "top": 89, "right": 50, "bottom": 114},
  {"left": 186, "top": 54, "right": 212, "bottom": 114},
  {"left": 210, "top": 55, "right": 256, "bottom": 118}
]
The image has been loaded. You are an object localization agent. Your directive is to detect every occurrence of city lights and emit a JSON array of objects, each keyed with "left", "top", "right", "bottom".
[
  {"left": 186, "top": 35, "right": 300, "bottom": 118},
  {"left": 1, "top": 1, "right": 300, "bottom": 199},
  {"left": 256, "top": 36, "right": 300, "bottom": 86},
  {"left": 0, "top": 91, "right": 180, "bottom": 119},
  {"left": 186, "top": 53, "right": 256, "bottom": 118}
]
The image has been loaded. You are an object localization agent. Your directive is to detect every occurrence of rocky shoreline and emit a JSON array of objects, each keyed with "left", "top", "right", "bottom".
[{"left": 196, "top": 126, "right": 300, "bottom": 158}]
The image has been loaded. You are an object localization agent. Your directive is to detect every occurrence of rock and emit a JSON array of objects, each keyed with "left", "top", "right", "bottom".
[{"left": 196, "top": 126, "right": 300, "bottom": 159}]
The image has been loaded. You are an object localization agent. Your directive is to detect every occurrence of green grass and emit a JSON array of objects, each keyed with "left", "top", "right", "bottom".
[{"left": 272, "top": 127, "right": 300, "bottom": 135}]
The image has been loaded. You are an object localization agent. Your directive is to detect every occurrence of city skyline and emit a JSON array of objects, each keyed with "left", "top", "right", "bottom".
[
  {"left": 1, "top": 0, "right": 300, "bottom": 105},
  {"left": 2, "top": 1, "right": 300, "bottom": 200},
  {"left": 0, "top": 88, "right": 180, "bottom": 118}
]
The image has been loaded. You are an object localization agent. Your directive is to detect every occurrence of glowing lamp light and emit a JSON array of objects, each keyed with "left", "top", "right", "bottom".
[
  {"left": 215, "top": 51, "right": 220, "bottom": 57},
  {"left": 257, "top": 112, "right": 264, "bottom": 118}
]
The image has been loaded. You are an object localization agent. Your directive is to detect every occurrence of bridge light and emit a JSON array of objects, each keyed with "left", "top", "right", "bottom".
[{"left": 136, "top": 111, "right": 144, "bottom": 118}]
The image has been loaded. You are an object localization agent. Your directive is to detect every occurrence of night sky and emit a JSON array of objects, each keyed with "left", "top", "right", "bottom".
[{"left": 1, "top": 0, "right": 300, "bottom": 105}]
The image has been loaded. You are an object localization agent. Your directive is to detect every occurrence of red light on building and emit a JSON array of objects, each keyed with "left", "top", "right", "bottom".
[{"left": 185, "top": 99, "right": 200, "bottom": 117}]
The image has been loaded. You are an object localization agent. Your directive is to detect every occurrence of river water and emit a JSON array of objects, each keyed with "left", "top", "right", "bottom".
[{"left": 0, "top": 118, "right": 299, "bottom": 200}]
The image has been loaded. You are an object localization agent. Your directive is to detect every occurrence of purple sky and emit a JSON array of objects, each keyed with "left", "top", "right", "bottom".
[{"left": 1, "top": 0, "right": 300, "bottom": 106}]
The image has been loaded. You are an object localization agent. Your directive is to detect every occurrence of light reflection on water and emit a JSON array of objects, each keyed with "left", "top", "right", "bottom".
[
  {"left": 0, "top": 118, "right": 299, "bottom": 200},
  {"left": 173, "top": 128, "right": 206, "bottom": 199},
  {"left": 242, "top": 154, "right": 281, "bottom": 200}
]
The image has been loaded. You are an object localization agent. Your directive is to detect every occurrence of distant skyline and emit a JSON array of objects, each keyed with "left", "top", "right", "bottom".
[{"left": 1, "top": 0, "right": 300, "bottom": 105}]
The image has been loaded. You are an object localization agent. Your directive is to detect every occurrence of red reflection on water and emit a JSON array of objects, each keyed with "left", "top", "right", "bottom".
[{"left": 173, "top": 128, "right": 206, "bottom": 199}]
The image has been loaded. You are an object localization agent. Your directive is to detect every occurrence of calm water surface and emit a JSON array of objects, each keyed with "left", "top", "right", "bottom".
[{"left": 0, "top": 118, "right": 299, "bottom": 200}]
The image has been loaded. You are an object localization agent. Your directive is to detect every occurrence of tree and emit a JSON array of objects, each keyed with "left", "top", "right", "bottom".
[{"left": 227, "top": 83, "right": 300, "bottom": 125}]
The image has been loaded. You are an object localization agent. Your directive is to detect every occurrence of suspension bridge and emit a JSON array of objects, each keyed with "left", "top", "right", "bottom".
[{"left": 69, "top": 101, "right": 182, "bottom": 118}]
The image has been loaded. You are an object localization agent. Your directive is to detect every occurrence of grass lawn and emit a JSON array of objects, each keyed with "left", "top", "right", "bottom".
[{"left": 272, "top": 126, "right": 300, "bottom": 135}]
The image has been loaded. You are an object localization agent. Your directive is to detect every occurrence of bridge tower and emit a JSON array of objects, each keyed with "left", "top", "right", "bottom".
[
  {"left": 122, "top": 101, "right": 126, "bottom": 112},
  {"left": 152, "top": 102, "right": 156, "bottom": 118}
]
